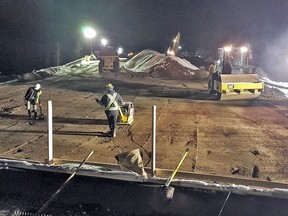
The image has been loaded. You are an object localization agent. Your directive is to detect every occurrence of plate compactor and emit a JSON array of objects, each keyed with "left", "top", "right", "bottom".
[{"left": 118, "top": 102, "right": 134, "bottom": 125}]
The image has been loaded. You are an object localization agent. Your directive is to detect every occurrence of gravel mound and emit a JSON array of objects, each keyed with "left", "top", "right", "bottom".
[{"left": 124, "top": 50, "right": 208, "bottom": 80}]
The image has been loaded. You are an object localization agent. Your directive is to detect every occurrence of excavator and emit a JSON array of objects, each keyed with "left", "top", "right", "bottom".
[
  {"left": 167, "top": 32, "right": 180, "bottom": 56},
  {"left": 208, "top": 46, "right": 264, "bottom": 100}
]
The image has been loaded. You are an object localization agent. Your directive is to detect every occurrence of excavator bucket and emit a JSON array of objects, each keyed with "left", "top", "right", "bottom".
[{"left": 215, "top": 74, "right": 264, "bottom": 101}]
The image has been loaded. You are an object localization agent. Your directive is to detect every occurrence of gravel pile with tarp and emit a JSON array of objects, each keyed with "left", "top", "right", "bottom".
[{"left": 17, "top": 58, "right": 99, "bottom": 81}]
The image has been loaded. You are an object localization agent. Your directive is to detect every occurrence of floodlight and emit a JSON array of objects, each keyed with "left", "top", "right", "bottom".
[
  {"left": 101, "top": 38, "right": 108, "bottom": 46},
  {"left": 83, "top": 27, "right": 96, "bottom": 39},
  {"left": 117, "top": 47, "right": 123, "bottom": 55}
]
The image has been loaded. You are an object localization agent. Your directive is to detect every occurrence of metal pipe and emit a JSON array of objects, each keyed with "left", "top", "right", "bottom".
[{"left": 37, "top": 151, "right": 94, "bottom": 214}]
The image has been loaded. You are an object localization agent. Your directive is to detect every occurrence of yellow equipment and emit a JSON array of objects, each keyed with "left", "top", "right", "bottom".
[
  {"left": 208, "top": 46, "right": 264, "bottom": 100},
  {"left": 167, "top": 32, "right": 180, "bottom": 56},
  {"left": 118, "top": 102, "right": 134, "bottom": 125}
]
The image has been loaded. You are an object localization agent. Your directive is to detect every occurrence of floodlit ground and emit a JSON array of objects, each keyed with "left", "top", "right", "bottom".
[{"left": 0, "top": 54, "right": 288, "bottom": 184}]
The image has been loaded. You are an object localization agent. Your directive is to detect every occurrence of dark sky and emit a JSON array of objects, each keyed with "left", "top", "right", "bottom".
[{"left": 1, "top": 0, "right": 288, "bottom": 78}]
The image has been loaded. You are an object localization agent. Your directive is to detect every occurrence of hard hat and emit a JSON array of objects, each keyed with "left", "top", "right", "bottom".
[
  {"left": 35, "top": 83, "right": 41, "bottom": 90},
  {"left": 105, "top": 83, "right": 113, "bottom": 89}
]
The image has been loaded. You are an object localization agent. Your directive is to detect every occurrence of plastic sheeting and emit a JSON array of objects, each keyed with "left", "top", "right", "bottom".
[{"left": 115, "top": 149, "right": 148, "bottom": 178}]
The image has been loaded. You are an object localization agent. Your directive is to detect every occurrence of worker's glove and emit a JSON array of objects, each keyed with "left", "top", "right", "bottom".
[{"left": 95, "top": 98, "right": 100, "bottom": 103}]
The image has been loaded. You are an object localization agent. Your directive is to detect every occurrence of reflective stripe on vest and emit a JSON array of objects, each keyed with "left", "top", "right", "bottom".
[
  {"left": 106, "top": 93, "right": 119, "bottom": 111},
  {"left": 35, "top": 90, "right": 42, "bottom": 104}
]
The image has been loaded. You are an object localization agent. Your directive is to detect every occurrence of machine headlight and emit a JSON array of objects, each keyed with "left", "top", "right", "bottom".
[
  {"left": 240, "top": 46, "right": 248, "bottom": 53},
  {"left": 227, "top": 84, "right": 234, "bottom": 89},
  {"left": 224, "top": 46, "right": 232, "bottom": 52}
]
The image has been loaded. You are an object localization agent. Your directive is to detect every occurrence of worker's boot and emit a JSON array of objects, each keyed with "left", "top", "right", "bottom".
[
  {"left": 113, "top": 129, "right": 116, "bottom": 138},
  {"left": 28, "top": 110, "right": 31, "bottom": 119},
  {"left": 33, "top": 111, "right": 38, "bottom": 120}
]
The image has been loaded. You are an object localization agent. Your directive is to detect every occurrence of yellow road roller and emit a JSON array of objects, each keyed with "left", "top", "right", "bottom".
[{"left": 208, "top": 46, "right": 264, "bottom": 101}]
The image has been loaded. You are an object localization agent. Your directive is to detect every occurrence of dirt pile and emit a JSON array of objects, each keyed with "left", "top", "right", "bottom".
[{"left": 124, "top": 50, "right": 208, "bottom": 80}]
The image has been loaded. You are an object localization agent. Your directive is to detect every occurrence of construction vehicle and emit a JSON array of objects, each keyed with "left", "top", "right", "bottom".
[
  {"left": 96, "top": 46, "right": 120, "bottom": 73},
  {"left": 208, "top": 46, "right": 264, "bottom": 100},
  {"left": 118, "top": 102, "right": 134, "bottom": 125},
  {"left": 167, "top": 32, "right": 180, "bottom": 56}
]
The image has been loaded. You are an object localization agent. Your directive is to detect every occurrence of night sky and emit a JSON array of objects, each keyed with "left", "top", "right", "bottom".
[{"left": 1, "top": 0, "right": 288, "bottom": 79}]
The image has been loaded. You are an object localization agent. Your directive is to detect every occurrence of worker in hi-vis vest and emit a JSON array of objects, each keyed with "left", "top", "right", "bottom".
[
  {"left": 96, "top": 83, "right": 126, "bottom": 137},
  {"left": 24, "top": 83, "right": 42, "bottom": 120}
]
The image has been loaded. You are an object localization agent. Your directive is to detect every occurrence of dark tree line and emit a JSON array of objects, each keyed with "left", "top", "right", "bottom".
[
  {"left": 0, "top": 0, "right": 86, "bottom": 76},
  {"left": 1, "top": 0, "right": 288, "bottom": 77}
]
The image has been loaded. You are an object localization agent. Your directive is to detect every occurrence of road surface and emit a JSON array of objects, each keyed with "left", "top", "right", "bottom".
[{"left": 0, "top": 70, "right": 287, "bottom": 183}]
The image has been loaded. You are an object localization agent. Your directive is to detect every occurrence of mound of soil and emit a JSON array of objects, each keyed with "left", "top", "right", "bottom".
[
  {"left": 149, "top": 57, "right": 208, "bottom": 80},
  {"left": 124, "top": 50, "right": 208, "bottom": 80}
]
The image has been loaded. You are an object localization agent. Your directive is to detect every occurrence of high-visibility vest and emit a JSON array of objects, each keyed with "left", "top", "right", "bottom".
[
  {"left": 35, "top": 90, "right": 42, "bottom": 104},
  {"left": 105, "top": 93, "right": 119, "bottom": 111}
]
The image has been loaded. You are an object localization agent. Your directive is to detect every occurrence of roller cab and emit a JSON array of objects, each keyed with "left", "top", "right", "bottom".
[{"left": 208, "top": 46, "right": 264, "bottom": 101}]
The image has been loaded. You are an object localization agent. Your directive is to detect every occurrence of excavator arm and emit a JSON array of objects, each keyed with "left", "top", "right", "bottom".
[{"left": 167, "top": 32, "right": 180, "bottom": 56}]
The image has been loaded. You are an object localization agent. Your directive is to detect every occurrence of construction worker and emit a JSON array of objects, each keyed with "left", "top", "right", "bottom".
[
  {"left": 208, "top": 63, "right": 216, "bottom": 74},
  {"left": 223, "top": 56, "right": 232, "bottom": 74},
  {"left": 95, "top": 83, "right": 125, "bottom": 137},
  {"left": 24, "top": 83, "right": 42, "bottom": 120}
]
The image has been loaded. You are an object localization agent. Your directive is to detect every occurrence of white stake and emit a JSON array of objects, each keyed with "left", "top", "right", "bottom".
[
  {"left": 151, "top": 105, "right": 156, "bottom": 177},
  {"left": 47, "top": 100, "right": 53, "bottom": 164}
]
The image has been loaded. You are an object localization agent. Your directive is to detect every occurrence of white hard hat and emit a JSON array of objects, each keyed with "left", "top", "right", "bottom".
[{"left": 35, "top": 83, "right": 41, "bottom": 90}]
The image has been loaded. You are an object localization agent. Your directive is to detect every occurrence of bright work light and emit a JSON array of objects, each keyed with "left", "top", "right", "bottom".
[
  {"left": 240, "top": 46, "right": 248, "bottom": 53},
  {"left": 83, "top": 27, "right": 96, "bottom": 39},
  {"left": 224, "top": 46, "right": 232, "bottom": 52}
]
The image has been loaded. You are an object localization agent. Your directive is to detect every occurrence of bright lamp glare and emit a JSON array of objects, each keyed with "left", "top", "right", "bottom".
[
  {"left": 101, "top": 38, "right": 108, "bottom": 46},
  {"left": 240, "top": 46, "right": 248, "bottom": 53},
  {"left": 83, "top": 27, "right": 96, "bottom": 39},
  {"left": 117, "top": 47, "right": 123, "bottom": 55},
  {"left": 224, "top": 46, "right": 232, "bottom": 52}
]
